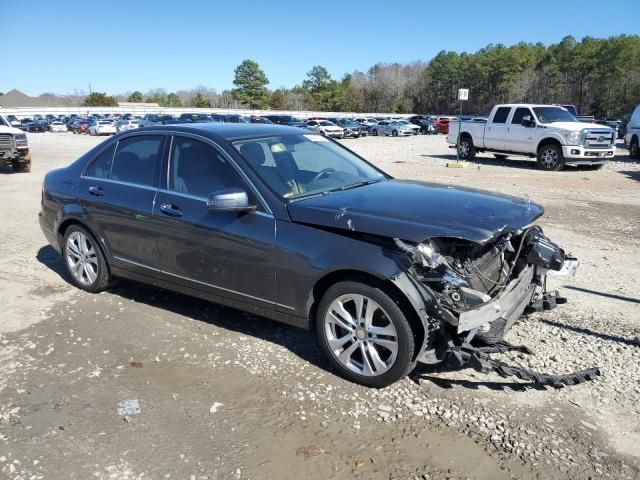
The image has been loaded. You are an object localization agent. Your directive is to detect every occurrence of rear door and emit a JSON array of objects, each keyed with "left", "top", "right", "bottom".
[
  {"left": 152, "top": 134, "right": 278, "bottom": 311},
  {"left": 484, "top": 106, "right": 512, "bottom": 150},
  {"left": 78, "top": 133, "right": 166, "bottom": 272}
]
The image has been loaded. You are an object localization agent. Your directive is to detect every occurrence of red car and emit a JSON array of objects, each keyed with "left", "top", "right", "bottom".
[{"left": 433, "top": 117, "right": 458, "bottom": 135}]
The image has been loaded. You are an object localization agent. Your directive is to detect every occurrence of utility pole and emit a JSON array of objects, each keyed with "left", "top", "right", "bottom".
[{"left": 447, "top": 88, "right": 469, "bottom": 168}]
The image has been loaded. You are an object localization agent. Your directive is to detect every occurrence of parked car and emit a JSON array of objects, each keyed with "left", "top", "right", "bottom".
[
  {"left": 0, "top": 114, "right": 31, "bottom": 172},
  {"left": 447, "top": 104, "right": 616, "bottom": 170},
  {"left": 39, "top": 123, "right": 578, "bottom": 387},
  {"left": 625, "top": 104, "right": 640, "bottom": 158},
  {"left": 433, "top": 117, "right": 456, "bottom": 135},
  {"left": 353, "top": 118, "right": 378, "bottom": 131},
  {"left": 371, "top": 120, "right": 413, "bottom": 137},
  {"left": 49, "top": 121, "right": 68, "bottom": 133},
  {"left": 115, "top": 119, "right": 140, "bottom": 133},
  {"left": 139, "top": 114, "right": 178, "bottom": 128},
  {"left": 263, "top": 115, "right": 302, "bottom": 125},
  {"left": 250, "top": 116, "right": 273, "bottom": 124},
  {"left": 25, "top": 120, "right": 47, "bottom": 133},
  {"left": 305, "top": 120, "right": 344, "bottom": 138},
  {"left": 179, "top": 113, "right": 214, "bottom": 123},
  {"left": 6, "top": 115, "right": 21, "bottom": 128},
  {"left": 395, "top": 119, "right": 420, "bottom": 135},
  {"left": 69, "top": 119, "right": 90, "bottom": 134},
  {"left": 19, "top": 118, "right": 34, "bottom": 130},
  {"left": 330, "top": 119, "right": 366, "bottom": 138},
  {"left": 88, "top": 120, "right": 117, "bottom": 136},
  {"left": 560, "top": 105, "right": 595, "bottom": 124}
]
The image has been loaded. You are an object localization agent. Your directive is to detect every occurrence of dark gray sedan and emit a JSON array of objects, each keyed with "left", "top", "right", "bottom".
[{"left": 39, "top": 123, "right": 575, "bottom": 387}]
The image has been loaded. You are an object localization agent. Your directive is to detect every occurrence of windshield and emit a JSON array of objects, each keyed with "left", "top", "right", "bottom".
[
  {"left": 233, "top": 134, "right": 386, "bottom": 199},
  {"left": 533, "top": 107, "right": 576, "bottom": 124},
  {"left": 318, "top": 121, "right": 335, "bottom": 126}
]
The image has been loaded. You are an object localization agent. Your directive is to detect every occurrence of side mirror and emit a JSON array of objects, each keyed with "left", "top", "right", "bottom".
[
  {"left": 521, "top": 115, "right": 535, "bottom": 127},
  {"left": 207, "top": 188, "right": 256, "bottom": 213}
]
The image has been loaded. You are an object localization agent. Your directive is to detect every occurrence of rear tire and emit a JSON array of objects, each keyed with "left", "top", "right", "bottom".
[
  {"left": 62, "top": 224, "right": 112, "bottom": 293},
  {"left": 458, "top": 135, "right": 476, "bottom": 160},
  {"left": 316, "top": 280, "right": 416, "bottom": 388},
  {"left": 537, "top": 143, "right": 565, "bottom": 171}
]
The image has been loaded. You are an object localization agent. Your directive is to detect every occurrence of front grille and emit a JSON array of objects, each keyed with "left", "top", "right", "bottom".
[
  {"left": 0, "top": 134, "right": 13, "bottom": 151},
  {"left": 583, "top": 129, "right": 614, "bottom": 149}
]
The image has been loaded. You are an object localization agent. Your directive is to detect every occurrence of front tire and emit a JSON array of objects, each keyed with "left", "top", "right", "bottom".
[
  {"left": 12, "top": 154, "right": 31, "bottom": 173},
  {"left": 62, "top": 225, "right": 111, "bottom": 292},
  {"left": 537, "top": 143, "right": 565, "bottom": 171},
  {"left": 392, "top": 130, "right": 399, "bottom": 137},
  {"left": 316, "top": 280, "right": 416, "bottom": 388}
]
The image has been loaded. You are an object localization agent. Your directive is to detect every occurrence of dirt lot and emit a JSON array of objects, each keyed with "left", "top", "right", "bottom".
[{"left": 1, "top": 132, "right": 639, "bottom": 480}]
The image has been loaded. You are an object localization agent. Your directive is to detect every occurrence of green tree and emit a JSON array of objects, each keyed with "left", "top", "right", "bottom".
[
  {"left": 127, "top": 91, "right": 143, "bottom": 102},
  {"left": 82, "top": 92, "right": 118, "bottom": 106},
  {"left": 165, "top": 92, "right": 182, "bottom": 107},
  {"left": 269, "top": 89, "right": 286, "bottom": 110},
  {"left": 190, "top": 92, "right": 212, "bottom": 108},
  {"left": 302, "top": 65, "right": 341, "bottom": 111},
  {"left": 231, "top": 59, "right": 269, "bottom": 108}
]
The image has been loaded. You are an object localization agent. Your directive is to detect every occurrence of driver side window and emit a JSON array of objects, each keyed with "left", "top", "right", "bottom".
[
  {"left": 168, "top": 136, "right": 250, "bottom": 200},
  {"left": 511, "top": 107, "right": 533, "bottom": 125}
]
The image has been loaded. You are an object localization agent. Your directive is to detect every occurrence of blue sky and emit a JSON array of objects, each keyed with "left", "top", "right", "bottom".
[{"left": 1, "top": 0, "right": 638, "bottom": 96}]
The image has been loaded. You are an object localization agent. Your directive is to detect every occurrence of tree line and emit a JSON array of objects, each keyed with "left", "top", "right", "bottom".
[{"left": 82, "top": 35, "right": 640, "bottom": 118}]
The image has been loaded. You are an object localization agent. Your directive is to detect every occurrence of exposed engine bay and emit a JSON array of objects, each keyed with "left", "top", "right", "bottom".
[{"left": 393, "top": 226, "right": 599, "bottom": 387}]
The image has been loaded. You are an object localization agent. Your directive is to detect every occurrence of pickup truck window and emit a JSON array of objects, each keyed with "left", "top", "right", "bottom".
[
  {"left": 511, "top": 107, "right": 533, "bottom": 125},
  {"left": 532, "top": 107, "right": 576, "bottom": 124},
  {"left": 492, "top": 107, "right": 511, "bottom": 124}
]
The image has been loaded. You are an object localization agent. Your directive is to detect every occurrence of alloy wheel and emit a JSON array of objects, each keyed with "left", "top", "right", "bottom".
[
  {"left": 323, "top": 294, "right": 399, "bottom": 377},
  {"left": 459, "top": 141, "right": 470, "bottom": 158},
  {"left": 540, "top": 148, "right": 558, "bottom": 168},
  {"left": 66, "top": 231, "right": 99, "bottom": 286}
]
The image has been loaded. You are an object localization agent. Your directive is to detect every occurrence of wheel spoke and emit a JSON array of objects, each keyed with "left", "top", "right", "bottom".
[
  {"left": 370, "top": 337, "right": 398, "bottom": 356},
  {"left": 73, "top": 260, "right": 84, "bottom": 278},
  {"left": 368, "top": 324, "right": 396, "bottom": 336},
  {"left": 330, "top": 311, "right": 355, "bottom": 332},
  {"left": 84, "top": 262, "right": 96, "bottom": 283},
  {"left": 367, "top": 343, "right": 388, "bottom": 372},
  {"left": 360, "top": 343, "right": 374, "bottom": 376},
  {"left": 352, "top": 295, "right": 364, "bottom": 323},
  {"left": 67, "top": 242, "right": 81, "bottom": 259},
  {"left": 338, "top": 341, "right": 360, "bottom": 365},
  {"left": 328, "top": 333, "right": 352, "bottom": 352},
  {"left": 363, "top": 299, "right": 379, "bottom": 329}
]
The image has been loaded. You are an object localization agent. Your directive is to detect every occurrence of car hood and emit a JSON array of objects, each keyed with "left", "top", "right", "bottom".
[
  {"left": 287, "top": 180, "right": 544, "bottom": 244},
  {"left": 545, "top": 121, "right": 613, "bottom": 133},
  {"left": 0, "top": 125, "right": 24, "bottom": 134}
]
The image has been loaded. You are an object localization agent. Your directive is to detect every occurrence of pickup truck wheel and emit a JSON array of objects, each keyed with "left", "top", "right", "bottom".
[
  {"left": 316, "top": 280, "right": 416, "bottom": 388},
  {"left": 458, "top": 136, "right": 475, "bottom": 160},
  {"left": 63, "top": 225, "right": 112, "bottom": 293},
  {"left": 13, "top": 160, "right": 31, "bottom": 173},
  {"left": 537, "top": 144, "right": 565, "bottom": 171},
  {"left": 630, "top": 137, "right": 640, "bottom": 159}
]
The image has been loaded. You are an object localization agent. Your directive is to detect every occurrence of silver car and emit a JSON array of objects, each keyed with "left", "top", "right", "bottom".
[{"left": 371, "top": 120, "right": 414, "bottom": 137}]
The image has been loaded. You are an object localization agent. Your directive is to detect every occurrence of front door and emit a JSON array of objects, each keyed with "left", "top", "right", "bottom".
[
  {"left": 505, "top": 107, "right": 536, "bottom": 154},
  {"left": 152, "top": 135, "right": 278, "bottom": 311}
]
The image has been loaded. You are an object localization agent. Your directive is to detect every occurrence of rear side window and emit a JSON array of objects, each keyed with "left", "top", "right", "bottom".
[
  {"left": 492, "top": 107, "right": 511, "bottom": 124},
  {"left": 85, "top": 143, "right": 116, "bottom": 179},
  {"left": 110, "top": 135, "right": 164, "bottom": 187},
  {"left": 511, "top": 107, "right": 533, "bottom": 125}
]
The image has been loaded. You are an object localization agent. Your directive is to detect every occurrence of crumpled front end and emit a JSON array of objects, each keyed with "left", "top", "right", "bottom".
[{"left": 392, "top": 226, "right": 578, "bottom": 362}]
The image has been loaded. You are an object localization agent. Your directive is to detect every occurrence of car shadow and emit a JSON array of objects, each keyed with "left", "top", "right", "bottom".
[
  {"left": 36, "top": 246, "right": 332, "bottom": 375},
  {"left": 620, "top": 170, "right": 640, "bottom": 182}
]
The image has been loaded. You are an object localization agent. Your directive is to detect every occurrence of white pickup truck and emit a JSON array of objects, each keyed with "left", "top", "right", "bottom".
[
  {"left": 0, "top": 114, "right": 31, "bottom": 172},
  {"left": 446, "top": 104, "right": 616, "bottom": 170}
]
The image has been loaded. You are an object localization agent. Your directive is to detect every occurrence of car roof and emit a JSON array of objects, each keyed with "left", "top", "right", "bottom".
[{"left": 139, "top": 122, "right": 307, "bottom": 141}]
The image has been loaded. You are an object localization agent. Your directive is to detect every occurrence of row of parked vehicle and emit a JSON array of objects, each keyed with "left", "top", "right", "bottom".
[{"left": 3, "top": 112, "right": 461, "bottom": 139}]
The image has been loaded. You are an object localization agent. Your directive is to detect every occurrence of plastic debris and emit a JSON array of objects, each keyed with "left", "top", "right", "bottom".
[
  {"left": 209, "top": 402, "right": 224, "bottom": 414},
  {"left": 117, "top": 399, "right": 141, "bottom": 416}
]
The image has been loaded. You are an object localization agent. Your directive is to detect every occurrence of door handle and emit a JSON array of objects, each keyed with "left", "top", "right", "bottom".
[
  {"left": 88, "top": 185, "right": 104, "bottom": 196},
  {"left": 159, "top": 203, "right": 183, "bottom": 217}
]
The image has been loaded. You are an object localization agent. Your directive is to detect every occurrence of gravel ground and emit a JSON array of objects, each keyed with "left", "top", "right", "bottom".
[{"left": 0, "top": 132, "right": 639, "bottom": 480}]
